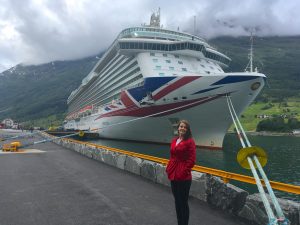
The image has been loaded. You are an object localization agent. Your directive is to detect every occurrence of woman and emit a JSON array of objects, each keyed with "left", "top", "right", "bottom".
[{"left": 166, "top": 120, "right": 196, "bottom": 225}]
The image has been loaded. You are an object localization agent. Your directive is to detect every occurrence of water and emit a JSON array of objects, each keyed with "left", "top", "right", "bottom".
[{"left": 88, "top": 134, "right": 300, "bottom": 202}]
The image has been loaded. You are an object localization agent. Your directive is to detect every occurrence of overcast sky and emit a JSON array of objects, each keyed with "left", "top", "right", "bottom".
[{"left": 1, "top": 0, "right": 299, "bottom": 72}]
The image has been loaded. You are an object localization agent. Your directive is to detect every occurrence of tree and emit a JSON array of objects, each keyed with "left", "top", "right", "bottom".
[
  {"left": 256, "top": 117, "right": 289, "bottom": 132},
  {"left": 287, "top": 118, "right": 300, "bottom": 129}
]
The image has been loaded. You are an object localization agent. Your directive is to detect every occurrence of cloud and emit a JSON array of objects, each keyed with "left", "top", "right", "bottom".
[
  {"left": 0, "top": 0, "right": 300, "bottom": 72},
  {"left": 182, "top": 0, "right": 300, "bottom": 38}
]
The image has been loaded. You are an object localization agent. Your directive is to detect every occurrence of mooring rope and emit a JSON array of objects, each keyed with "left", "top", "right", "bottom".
[{"left": 226, "top": 95, "right": 289, "bottom": 225}]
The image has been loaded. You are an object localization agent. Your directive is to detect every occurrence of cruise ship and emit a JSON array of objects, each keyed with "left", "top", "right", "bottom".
[{"left": 64, "top": 10, "right": 266, "bottom": 149}]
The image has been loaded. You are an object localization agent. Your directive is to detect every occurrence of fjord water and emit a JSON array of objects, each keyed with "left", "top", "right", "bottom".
[{"left": 91, "top": 134, "right": 300, "bottom": 201}]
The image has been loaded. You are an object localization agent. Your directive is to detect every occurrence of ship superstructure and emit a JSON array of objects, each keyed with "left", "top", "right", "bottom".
[{"left": 64, "top": 10, "right": 265, "bottom": 149}]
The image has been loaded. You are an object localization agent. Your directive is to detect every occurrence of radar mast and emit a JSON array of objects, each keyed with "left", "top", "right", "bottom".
[
  {"left": 245, "top": 32, "right": 256, "bottom": 72},
  {"left": 149, "top": 8, "right": 160, "bottom": 28}
]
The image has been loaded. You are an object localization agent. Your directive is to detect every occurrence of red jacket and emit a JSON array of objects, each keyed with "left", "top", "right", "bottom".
[{"left": 166, "top": 137, "right": 196, "bottom": 181}]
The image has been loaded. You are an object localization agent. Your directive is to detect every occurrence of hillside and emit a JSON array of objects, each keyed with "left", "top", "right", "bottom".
[
  {"left": 211, "top": 36, "right": 300, "bottom": 98},
  {"left": 0, "top": 55, "right": 100, "bottom": 122},
  {"left": 0, "top": 36, "right": 299, "bottom": 128}
]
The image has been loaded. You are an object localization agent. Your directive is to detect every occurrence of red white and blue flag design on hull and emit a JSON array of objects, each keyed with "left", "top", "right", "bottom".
[{"left": 95, "top": 75, "right": 231, "bottom": 120}]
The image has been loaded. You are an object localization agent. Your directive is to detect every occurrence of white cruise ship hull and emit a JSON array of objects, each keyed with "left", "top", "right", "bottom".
[{"left": 65, "top": 73, "right": 265, "bottom": 149}]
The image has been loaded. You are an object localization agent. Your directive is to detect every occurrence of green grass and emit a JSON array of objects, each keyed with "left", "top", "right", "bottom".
[{"left": 233, "top": 98, "right": 300, "bottom": 131}]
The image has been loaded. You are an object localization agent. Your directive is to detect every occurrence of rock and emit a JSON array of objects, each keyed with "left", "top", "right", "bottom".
[
  {"left": 116, "top": 154, "right": 126, "bottom": 170},
  {"left": 141, "top": 160, "right": 157, "bottom": 182},
  {"left": 190, "top": 171, "right": 208, "bottom": 202},
  {"left": 155, "top": 164, "right": 170, "bottom": 187},
  {"left": 102, "top": 150, "right": 117, "bottom": 167},
  {"left": 124, "top": 156, "right": 142, "bottom": 175},
  {"left": 239, "top": 193, "right": 300, "bottom": 225},
  {"left": 206, "top": 175, "right": 248, "bottom": 214}
]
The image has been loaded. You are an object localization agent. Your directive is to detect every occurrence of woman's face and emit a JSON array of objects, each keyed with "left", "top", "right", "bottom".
[{"left": 178, "top": 122, "right": 188, "bottom": 137}]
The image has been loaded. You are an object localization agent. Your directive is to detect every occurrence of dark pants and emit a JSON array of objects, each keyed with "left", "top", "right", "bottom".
[{"left": 171, "top": 180, "right": 192, "bottom": 225}]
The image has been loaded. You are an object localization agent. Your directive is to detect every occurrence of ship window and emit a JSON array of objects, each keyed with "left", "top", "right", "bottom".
[
  {"left": 159, "top": 72, "right": 165, "bottom": 76},
  {"left": 156, "top": 66, "right": 161, "bottom": 70},
  {"left": 205, "top": 71, "right": 210, "bottom": 74},
  {"left": 161, "top": 45, "right": 168, "bottom": 50},
  {"left": 151, "top": 44, "right": 157, "bottom": 50},
  {"left": 150, "top": 53, "right": 155, "bottom": 56},
  {"left": 178, "top": 61, "right": 183, "bottom": 64},
  {"left": 152, "top": 59, "right": 158, "bottom": 63},
  {"left": 166, "top": 59, "right": 171, "bottom": 63},
  {"left": 163, "top": 53, "right": 168, "bottom": 57},
  {"left": 189, "top": 43, "right": 194, "bottom": 50},
  {"left": 182, "top": 68, "right": 187, "bottom": 71},
  {"left": 201, "top": 64, "right": 205, "bottom": 68},
  {"left": 158, "top": 44, "right": 162, "bottom": 50},
  {"left": 173, "top": 97, "right": 178, "bottom": 101},
  {"left": 173, "top": 73, "right": 177, "bottom": 76},
  {"left": 169, "top": 67, "right": 174, "bottom": 70}
]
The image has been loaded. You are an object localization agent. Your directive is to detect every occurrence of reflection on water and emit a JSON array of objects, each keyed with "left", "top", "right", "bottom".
[{"left": 89, "top": 134, "right": 300, "bottom": 201}]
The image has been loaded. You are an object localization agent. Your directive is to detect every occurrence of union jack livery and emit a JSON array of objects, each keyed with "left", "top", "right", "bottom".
[{"left": 64, "top": 10, "right": 265, "bottom": 149}]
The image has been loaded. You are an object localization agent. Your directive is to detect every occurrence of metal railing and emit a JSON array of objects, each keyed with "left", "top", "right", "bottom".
[{"left": 63, "top": 137, "right": 300, "bottom": 195}]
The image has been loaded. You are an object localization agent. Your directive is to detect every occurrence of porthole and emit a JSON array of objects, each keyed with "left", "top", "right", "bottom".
[{"left": 251, "top": 82, "right": 261, "bottom": 91}]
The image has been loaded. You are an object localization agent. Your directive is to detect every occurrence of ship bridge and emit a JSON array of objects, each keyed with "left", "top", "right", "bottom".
[{"left": 116, "top": 26, "right": 231, "bottom": 68}]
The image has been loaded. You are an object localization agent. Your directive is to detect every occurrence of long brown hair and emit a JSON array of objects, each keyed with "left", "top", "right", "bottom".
[{"left": 177, "top": 120, "right": 192, "bottom": 140}]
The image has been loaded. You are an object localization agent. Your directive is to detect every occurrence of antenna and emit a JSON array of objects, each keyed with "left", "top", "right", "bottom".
[
  {"left": 194, "top": 16, "right": 196, "bottom": 35},
  {"left": 149, "top": 7, "right": 161, "bottom": 28},
  {"left": 245, "top": 31, "right": 255, "bottom": 72},
  {"left": 249, "top": 33, "right": 253, "bottom": 72}
]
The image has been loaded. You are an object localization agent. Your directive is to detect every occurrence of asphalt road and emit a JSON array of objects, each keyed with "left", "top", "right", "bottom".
[{"left": 0, "top": 134, "right": 247, "bottom": 225}]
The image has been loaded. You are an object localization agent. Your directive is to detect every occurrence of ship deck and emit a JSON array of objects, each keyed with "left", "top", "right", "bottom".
[{"left": 0, "top": 133, "right": 246, "bottom": 225}]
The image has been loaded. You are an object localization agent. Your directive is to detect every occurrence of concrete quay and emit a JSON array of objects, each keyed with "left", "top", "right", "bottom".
[
  {"left": 0, "top": 132, "right": 247, "bottom": 225},
  {"left": 1, "top": 130, "right": 299, "bottom": 225}
]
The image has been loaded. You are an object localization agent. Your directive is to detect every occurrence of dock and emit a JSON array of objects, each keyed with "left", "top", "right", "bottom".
[{"left": 0, "top": 133, "right": 246, "bottom": 225}]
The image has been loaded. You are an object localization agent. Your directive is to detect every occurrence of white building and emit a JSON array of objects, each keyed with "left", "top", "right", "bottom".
[
  {"left": 1, "top": 118, "right": 14, "bottom": 128},
  {"left": 292, "top": 129, "right": 300, "bottom": 135}
]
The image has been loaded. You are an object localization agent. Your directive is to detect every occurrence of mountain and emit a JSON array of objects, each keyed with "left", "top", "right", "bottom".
[
  {"left": 210, "top": 36, "right": 300, "bottom": 98},
  {"left": 0, "top": 55, "right": 101, "bottom": 122},
  {"left": 0, "top": 36, "right": 299, "bottom": 125}
]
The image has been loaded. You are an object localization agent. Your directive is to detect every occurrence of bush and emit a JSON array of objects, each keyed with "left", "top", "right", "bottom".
[
  {"left": 256, "top": 117, "right": 300, "bottom": 132},
  {"left": 287, "top": 118, "right": 300, "bottom": 129},
  {"left": 261, "top": 103, "right": 273, "bottom": 110}
]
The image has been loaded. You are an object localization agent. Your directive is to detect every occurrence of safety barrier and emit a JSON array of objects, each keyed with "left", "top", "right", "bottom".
[{"left": 61, "top": 137, "right": 300, "bottom": 195}]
